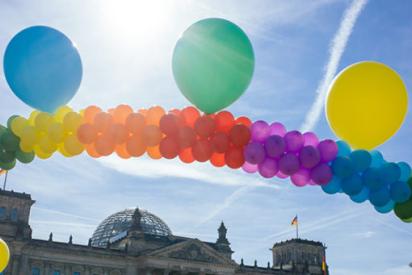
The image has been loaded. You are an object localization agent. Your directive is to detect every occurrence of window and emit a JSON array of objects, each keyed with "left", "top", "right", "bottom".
[
  {"left": 32, "top": 267, "right": 40, "bottom": 275},
  {"left": 53, "top": 271, "right": 61, "bottom": 275},
  {"left": 10, "top": 208, "right": 17, "bottom": 222},
  {"left": 0, "top": 207, "right": 5, "bottom": 220},
  {"left": 73, "top": 272, "right": 80, "bottom": 275}
]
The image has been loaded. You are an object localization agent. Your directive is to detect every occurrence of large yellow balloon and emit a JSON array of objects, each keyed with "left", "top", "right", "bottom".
[
  {"left": 326, "top": 61, "right": 408, "bottom": 150},
  {"left": 0, "top": 238, "right": 10, "bottom": 272}
]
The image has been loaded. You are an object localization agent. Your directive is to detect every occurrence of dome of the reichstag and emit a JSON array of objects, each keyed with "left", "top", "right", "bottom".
[{"left": 90, "top": 208, "right": 172, "bottom": 248}]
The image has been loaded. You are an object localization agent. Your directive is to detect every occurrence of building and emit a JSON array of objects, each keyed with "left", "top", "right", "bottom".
[{"left": 0, "top": 189, "right": 329, "bottom": 275}]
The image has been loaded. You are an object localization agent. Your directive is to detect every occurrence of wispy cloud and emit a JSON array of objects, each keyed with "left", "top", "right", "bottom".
[{"left": 300, "top": 0, "right": 368, "bottom": 132}]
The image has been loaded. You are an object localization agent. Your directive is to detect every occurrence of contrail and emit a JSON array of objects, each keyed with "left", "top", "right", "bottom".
[{"left": 300, "top": 0, "right": 368, "bottom": 132}]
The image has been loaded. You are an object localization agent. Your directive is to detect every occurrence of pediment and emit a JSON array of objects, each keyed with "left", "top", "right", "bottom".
[{"left": 148, "top": 239, "right": 236, "bottom": 266}]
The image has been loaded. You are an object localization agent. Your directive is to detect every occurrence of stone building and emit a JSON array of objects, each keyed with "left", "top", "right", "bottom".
[{"left": 0, "top": 189, "right": 329, "bottom": 275}]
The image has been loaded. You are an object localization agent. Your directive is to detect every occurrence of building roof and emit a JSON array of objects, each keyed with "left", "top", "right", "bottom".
[
  {"left": 0, "top": 189, "right": 33, "bottom": 200},
  {"left": 272, "top": 238, "right": 325, "bottom": 248}
]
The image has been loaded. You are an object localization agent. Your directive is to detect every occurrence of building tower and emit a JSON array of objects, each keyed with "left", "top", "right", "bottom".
[
  {"left": 0, "top": 189, "right": 34, "bottom": 241},
  {"left": 215, "top": 221, "right": 233, "bottom": 259}
]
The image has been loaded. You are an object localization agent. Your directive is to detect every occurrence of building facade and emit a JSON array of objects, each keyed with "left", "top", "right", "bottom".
[{"left": 0, "top": 189, "right": 329, "bottom": 275}]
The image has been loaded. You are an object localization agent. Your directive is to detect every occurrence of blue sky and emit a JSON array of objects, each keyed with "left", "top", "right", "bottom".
[{"left": 1, "top": 0, "right": 412, "bottom": 274}]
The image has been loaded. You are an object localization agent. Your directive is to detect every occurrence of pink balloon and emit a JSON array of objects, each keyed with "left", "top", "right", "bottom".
[
  {"left": 258, "top": 158, "right": 278, "bottom": 178},
  {"left": 284, "top": 131, "right": 304, "bottom": 153},
  {"left": 277, "top": 170, "right": 289, "bottom": 179},
  {"left": 291, "top": 168, "right": 310, "bottom": 187},
  {"left": 317, "top": 139, "right": 338, "bottom": 162},
  {"left": 310, "top": 163, "right": 333, "bottom": 185},
  {"left": 269, "top": 122, "right": 286, "bottom": 137},
  {"left": 303, "top": 132, "right": 319, "bottom": 146},
  {"left": 242, "top": 162, "right": 258, "bottom": 173},
  {"left": 251, "top": 120, "right": 270, "bottom": 142}
]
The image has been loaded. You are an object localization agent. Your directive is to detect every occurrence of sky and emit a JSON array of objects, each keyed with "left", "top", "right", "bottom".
[{"left": 1, "top": 0, "right": 412, "bottom": 274}]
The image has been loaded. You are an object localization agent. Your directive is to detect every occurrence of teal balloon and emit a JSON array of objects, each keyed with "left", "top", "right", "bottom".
[
  {"left": 341, "top": 174, "right": 363, "bottom": 196},
  {"left": 398, "top": 162, "right": 411, "bottom": 181},
  {"left": 321, "top": 176, "right": 341, "bottom": 194},
  {"left": 375, "top": 200, "right": 394, "bottom": 214},
  {"left": 331, "top": 156, "right": 354, "bottom": 178},
  {"left": 349, "top": 150, "right": 371, "bottom": 172},
  {"left": 390, "top": 181, "right": 411, "bottom": 203},
  {"left": 350, "top": 186, "right": 369, "bottom": 203},
  {"left": 3, "top": 26, "right": 82, "bottom": 112},
  {"left": 378, "top": 163, "right": 401, "bottom": 184},
  {"left": 370, "top": 150, "right": 385, "bottom": 168},
  {"left": 172, "top": 18, "right": 254, "bottom": 114},
  {"left": 336, "top": 140, "right": 351, "bottom": 157},
  {"left": 369, "top": 187, "right": 391, "bottom": 207}
]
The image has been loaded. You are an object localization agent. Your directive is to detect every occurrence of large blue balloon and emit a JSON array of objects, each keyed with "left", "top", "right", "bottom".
[{"left": 3, "top": 26, "right": 82, "bottom": 112}]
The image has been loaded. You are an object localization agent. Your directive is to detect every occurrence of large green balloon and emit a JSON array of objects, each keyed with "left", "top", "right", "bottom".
[{"left": 172, "top": 18, "right": 254, "bottom": 114}]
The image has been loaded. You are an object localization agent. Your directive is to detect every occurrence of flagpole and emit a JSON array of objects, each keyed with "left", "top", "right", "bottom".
[
  {"left": 296, "top": 214, "right": 299, "bottom": 239},
  {"left": 2, "top": 171, "right": 8, "bottom": 190}
]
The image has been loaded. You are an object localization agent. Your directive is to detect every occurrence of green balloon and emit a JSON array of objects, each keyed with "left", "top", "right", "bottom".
[
  {"left": 394, "top": 198, "right": 412, "bottom": 220},
  {"left": 172, "top": 18, "right": 254, "bottom": 114},
  {"left": 16, "top": 150, "right": 35, "bottom": 164},
  {"left": 0, "top": 125, "right": 6, "bottom": 137},
  {"left": 0, "top": 159, "right": 16, "bottom": 170},
  {"left": 0, "top": 149, "right": 15, "bottom": 163},
  {"left": 0, "top": 130, "right": 19, "bottom": 151},
  {"left": 7, "top": 115, "right": 19, "bottom": 129}
]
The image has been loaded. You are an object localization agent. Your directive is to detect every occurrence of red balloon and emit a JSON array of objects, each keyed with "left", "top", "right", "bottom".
[
  {"left": 225, "top": 147, "right": 245, "bottom": 169},
  {"left": 107, "top": 124, "right": 129, "bottom": 144},
  {"left": 159, "top": 137, "right": 180, "bottom": 159},
  {"left": 229, "top": 124, "right": 251, "bottom": 147},
  {"left": 159, "top": 114, "right": 182, "bottom": 136},
  {"left": 94, "top": 112, "right": 113, "bottom": 133},
  {"left": 126, "top": 135, "right": 146, "bottom": 157},
  {"left": 95, "top": 134, "right": 115, "bottom": 156},
  {"left": 126, "top": 113, "right": 145, "bottom": 134},
  {"left": 210, "top": 153, "right": 225, "bottom": 167},
  {"left": 215, "top": 111, "right": 235, "bottom": 133},
  {"left": 181, "top": 106, "right": 200, "bottom": 127},
  {"left": 77, "top": 123, "right": 98, "bottom": 144},
  {"left": 179, "top": 147, "right": 195, "bottom": 163},
  {"left": 194, "top": 115, "right": 216, "bottom": 138},
  {"left": 192, "top": 139, "right": 212, "bottom": 162},
  {"left": 178, "top": 126, "right": 196, "bottom": 148},
  {"left": 142, "top": 125, "right": 162, "bottom": 146},
  {"left": 211, "top": 132, "right": 229, "bottom": 153},
  {"left": 235, "top": 116, "right": 252, "bottom": 127}
]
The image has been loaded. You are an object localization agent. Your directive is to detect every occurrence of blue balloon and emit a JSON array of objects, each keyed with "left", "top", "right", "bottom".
[
  {"left": 370, "top": 150, "right": 385, "bottom": 168},
  {"left": 331, "top": 157, "right": 354, "bottom": 179},
  {"left": 398, "top": 162, "right": 411, "bottom": 181},
  {"left": 374, "top": 200, "right": 395, "bottom": 214},
  {"left": 378, "top": 163, "right": 401, "bottom": 184},
  {"left": 3, "top": 26, "right": 82, "bottom": 112},
  {"left": 369, "top": 187, "right": 391, "bottom": 207},
  {"left": 341, "top": 174, "right": 363, "bottom": 196},
  {"left": 363, "top": 167, "right": 383, "bottom": 191},
  {"left": 321, "top": 176, "right": 341, "bottom": 194},
  {"left": 349, "top": 150, "right": 371, "bottom": 172},
  {"left": 336, "top": 140, "right": 351, "bottom": 157},
  {"left": 350, "top": 186, "right": 369, "bottom": 203},
  {"left": 390, "top": 181, "right": 411, "bottom": 203}
]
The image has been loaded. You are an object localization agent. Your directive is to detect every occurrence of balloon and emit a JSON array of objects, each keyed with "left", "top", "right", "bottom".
[
  {"left": 159, "top": 137, "right": 179, "bottom": 159},
  {"left": 229, "top": 124, "right": 251, "bottom": 147},
  {"left": 0, "top": 149, "right": 14, "bottom": 164},
  {"left": 177, "top": 126, "right": 196, "bottom": 148},
  {"left": 251, "top": 121, "right": 270, "bottom": 142},
  {"left": 194, "top": 116, "right": 216, "bottom": 138},
  {"left": 258, "top": 158, "right": 278, "bottom": 178},
  {"left": 210, "top": 152, "right": 226, "bottom": 167},
  {"left": 303, "top": 132, "right": 319, "bottom": 147},
  {"left": 242, "top": 162, "right": 258, "bottom": 173},
  {"left": 0, "top": 131, "right": 19, "bottom": 151},
  {"left": 341, "top": 174, "right": 363, "bottom": 196},
  {"left": 160, "top": 114, "right": 181, "bottom": 136},
  {"left": 82, "top": 106, "right": 101, "bottom": 124},
  {"left": 235, "top": 116, "right": 252, "bottom": 127},
  {"left": 16, "top": 150, "right": 35, "bottom": 163},
  {"left": 147, "top": 145, "right": 162, "bottom": 159},
  {"left": 38, "top": 135, "right": 57, "bottom": 154},
  {"left": 211, "top": 132, "right": 229, "bottom": 153},
  {"left": 397, "top": 162, "right": 411, "bottom": 181},
  {"left": 374, "top": 200, "right": 394, "bottom": 214},
  {"left": 349, "top": 150, "right": 371, "bottom": 172},
  {"left": 172, "top": 18, "right": 254, "bottom": 113},
  {"left": 225, "top": 147, "right": 245, "bottom": 169},
  {"left": 126, "top": 135, "right": 146, "bottom": 157},
  {"left": 215, "top": 111, "right": 234, "bottom": 133},
  {"left": 64, "top": 135, "right": 84, "bottom": 156},
  {"left": 126, "top": 113, "right": 145, "bottom": 134},
  {"left": 94, "top": 112, "right": 113, "bottom": 133},
  {"left": 317, "top": 140, "right": 338, "bottom": 162},
  {"left": 145, "top": 106, "right": 165, "bottom": 126},
  {"left": 370, "top": 150, "right": 385, "bottom": 168},
  {"left": 0, "top": 159, "right": 16, "bottom": 170},
  {"left": 113, "top": 105, "right": 133, "bottom": 124},
  {"left": 34, "top": 146, "right": 52, "bottom": 159},
  {"left": 394, "top": 198, "right": 412, "bottom": 220},
  {"left": 264, "top": 135, "right": 285, "bottom": 159},
  {"left": 63, "top": 112, "right": 82, "bottom": 134},
  {"left": 180, "top": 106, "right": 200, "bottom": 128},
  {"left": 363, "top": 167, "right": 384, "bottom": 191},
  {"left": 284, "top": 131, "right": 304, "bottom": 153},
  {"left": 48, "top": 122, "right": 64, "bottom": 144},
  {"left": 269, "top": 122, "right": 286, "bottom": 137},
  {"left": 20, "top": 126, "right": 37, "bottom": 148},
  {"left": 35, "top": 112, "right": 53, "bottom": 132},
  {"left": 331, "top": 157, "right": 354, "bottom": 179},
  {"left": 299, "top": 146, "right": 320, "bottom": 169},
  {"left": 336, "top": 140, "right": 351, "bottom": 157},
  {"left": 244, "top": 142, "right": 265, "bottom": 164},
  {"left": 291, "top": 168, "right": 310, "bottom": 187},
  {"left": 279, "top": 153, "right": 300, "bottom": 176},
  {"left": 192, "top": 139, "right": 212, "bottom": 162},
  {"left": 378, "top": 163, "right": 401, "bottom": 184},
  {"left": 142, "top": 125, "right": 162, "bottom": 147},
  {"left": 326, "top": 61, "right": 408, "bottom": 150},
  {"left": 321, "top": 177, "right": 341, "bottom": 194},
  {"left": 10, "top": 116, "right": 28, "bottom": 137},
  {"left": 369, "top": 187, "right": 391, "bottom": 207},
  {"left": 77, "top": 124, "right": 98, "bottom": 144},
  {"left": 85, "top": 143, "right": 100, "bottom": 158},
  {"left": 115, "top": 143, "right": 131, "bottom": 159},
  {"left": 106, "top": 124, "right": 128, "bottom": 144},
  {"left": 350, "top": 187, "right": 369, "bottom": 203},
  {"left": 3, "top": 26, "right": 82, "bottom": 112},
  {"left": 310, "top": 163, "right": 332, "bottom": 185},
  {"left": 390, "top": 181, "right": 411, "bottom": 203},
  {"left": 95, "top": 135, "right": 115, "bottom": 156},
  {"left": 0, "top": 238, "right": 10, "bottom": 272},
  {"left": 179, "top": 147, "right": 195, "bottom": 163}
]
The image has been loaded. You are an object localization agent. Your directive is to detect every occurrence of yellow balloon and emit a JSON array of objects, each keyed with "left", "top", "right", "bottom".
[
  {"left": 28, "top": 110, "right": 40, "bottom": 126},
  {"left": 63, "top": 112, "right": 82, "bottom": 134},
  {"left": 10, "top": 116, "right": 28, "bottom": 137},
  {"left": 54, "top": 106, "right": 73, "bottom": 122},
  {"left": 0, "top": 238, "right": 10, "bottom": 272},
  {"left": 48, "top": 123, "right": 65, "bottom": 144},
  {"left": 35, "top": 112, "right": 53, "bottom": 132},
  {"left": 20, "top": 126, "right": 37, "bottom": 147},
  {"left": 326, "top": 61, "right": 408, "bottom": 150},
  {"left": 34, "top": 145, "right": 53, "bottom": 159},
  {"left": 64, "top": 135, "right": 84, "bottom": 156},
  {"left": 38, "top": 136, "right": 57, "bottom": 154}
]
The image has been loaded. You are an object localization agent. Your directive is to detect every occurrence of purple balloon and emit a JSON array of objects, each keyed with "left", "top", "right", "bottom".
[
  {"left": 284, "top": 131, "right": 304, "bottom": 153},
  {"left": 317, "top": 139, "right": 338, "bottom": 162},
  {"left": 299, "top": 146, "right": 321, "bottom": 169},
  {"left": 251, "top": 120, "right": 270, "bottom": 142},
  {"left": 279, "top": 153, "right": 300, "bottom": 175},
  {"left": 311, "top": 163, "right": 333, "bottom": 185},
  {"left": 303, "top": 132, "right": 319, "bottom": 147},
  {"left": 291, "top": 168, "right": 310, "bottom": 187},
  {"left": 269, "top": 122, "right": 286, "bottom": 137},
  {"left": 244, "top": 142, "right": 266, "bottom": 164},
  {"left": 258, "top": 158, "right": 278, "bottom": 178},
  {"left": 277, "top": 170, "right": 289, "bottom": 179},
  {"left": 242, "top": 162, "right": 258, "bottom": 173},
  {"left": 264, "top": 135, "right": 285, "bottom": 158}
]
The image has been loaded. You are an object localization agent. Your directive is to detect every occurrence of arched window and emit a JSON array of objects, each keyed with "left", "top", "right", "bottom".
[{"left": 11, "top": 208, "right": 18, "bottom": 222}]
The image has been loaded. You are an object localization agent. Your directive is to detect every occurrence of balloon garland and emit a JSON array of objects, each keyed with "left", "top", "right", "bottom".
[{"left": 0, "top": 104, "right": 411, "bottom": 223}]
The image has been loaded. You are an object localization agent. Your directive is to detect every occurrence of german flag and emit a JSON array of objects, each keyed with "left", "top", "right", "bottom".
[{"left": 291, "top": 215, "right": 298, "bottom": 226}]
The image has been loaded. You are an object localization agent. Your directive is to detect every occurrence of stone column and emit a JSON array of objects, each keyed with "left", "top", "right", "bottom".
[
  {"left": 44, "top": 261, "right": 50, "bottom": 275},
  {"left": 18, "top": 255, "right": 28, "bottom": 275}
]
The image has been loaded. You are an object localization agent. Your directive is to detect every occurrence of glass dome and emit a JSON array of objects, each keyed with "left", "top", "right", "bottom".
[{"left": 90, "top": 208, "right": 172, "bottom": 248}]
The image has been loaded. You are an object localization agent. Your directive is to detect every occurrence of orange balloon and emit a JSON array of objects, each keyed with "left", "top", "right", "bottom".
[
  {"left": 147, "top": 145, "right": 162, "bottom": 159},
  {"left": 179, "top": 147, "right": 195, "bottom": 163},
  {"left": 126, "top": 113, "right": 145, "bottom": 134},
  {"left": 126, "top": 135, "right": 146, "bottom": 157},
  {"left": 95, "top": 134, "right": 115, "bottom": 156},
  {"left": 235, "top": 116, "right": 252, "bottom": 127},
  {"left": 113, "top": 104, "right": 133, "bottom": 124},
  {"left": 181, "top": 106, "right": 200, "bottom": 127},
  {"left": 210, "top": 152, "right": 225, "bottom": 167},
  {"left": 142, "top": 125, "right": 162, "bottom": 146},
  {"left": 138, "top": 108, "right": 148, "bottom": 116},
  {"left": 83, "top": 106, "right": 102, "bottom": 124},
  {"left": 94, "top": 112, "right": 113, "bottom": 133},
  {"left": 85, "top": 143, "right": 101, "bottom": 158},
  {"left": 115, "top": 143, "right": 131, "bottom": 159},
  {"left": 146, "top": 106, "right": 165, "bottom": 126},
  {"left": 107, "top": 124, "right": 129, "bottom": 144},
  {"left": 77, "top": 124, "right": 98, "bottom": 144}
]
